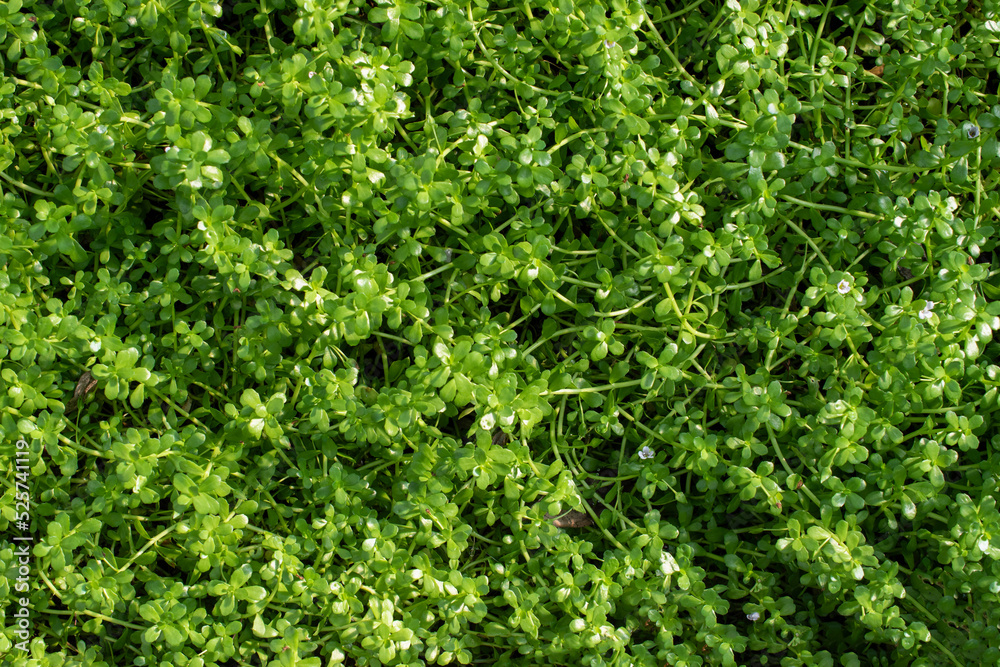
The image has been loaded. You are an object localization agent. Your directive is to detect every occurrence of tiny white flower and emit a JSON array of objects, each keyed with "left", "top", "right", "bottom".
[
  {"left": 638, "top": 445, "right": 655, "bottom": 460},
  {"left": 919, "top": 302, "right": 934, "bottom": 321},
  {"left": 604, "top": 40, "right": 615, "bottom": 48},
  {"left": 126, "top": 15, "right": 137, "bottom": 26},
  {"left": 480, "top": 412, "right": 495, "bottom": 430},
  {"left": 747, "top": 612, "right": 761, "bottom": 622},
  {"left": 308, "top": 71, "right": 316, "bottom": 78},
  {"left": 837, "top": 279, "right": 851, "bottom": 295}
]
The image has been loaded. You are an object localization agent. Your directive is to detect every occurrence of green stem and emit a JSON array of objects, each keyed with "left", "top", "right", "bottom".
[
  {"left": 115, "top": 524, "right": 178, "bottom": 574},
  {"left": 903, "top": 597, "right": 965, "bottom": 667},
  {"left": 431, "top": 212, "right": 470, "bottom": 238},
  {"left": 148, "top": 387, "right": 211, "bottom": 431},
  {"left": 394, "top": 119, "right": 420, "bottom": 152},
  {"left": 676, "top": 111, "right": 930, "bottom": 173},
  {"left": 540, "top": 379, "right": 643, "bottom": 396},
  {"left": 520, "top": 1, "right": 565, "bottom": 63},
  {"left": 524, "top": 326, "right": 585, "bottom": 356},
  {"left": 547, "top": 129, "right": 599, "bottom": 154},
  {"left": 261, "top": 0, "right": 276, "bottom": 55},
  {"left": 663, "top": 281, "right": 715, "bottom": 339},
  {"left": 638, "top": 4, "right": 703, "bottom": 92},
  {"left": 808, "top": 0, "right": 836, "bottom": 137},
  {"left": 780, "top": 195, "right": 880, "bottom": 220},
  {"left": 724, "top": 266, "right": 789, "bottom": 291},
  {"left": 550, "top": 396, "right": 568, "bottom": 468},
  {"left": 57, "top": 431, "right": 108, "bottom": 459},
  {"left": 780, "top": 216, "right": 835, "bottom": 272},
  {"left": 0, "top": 171, "right": 50, "bottom": 196},
  {"left": 597, "top": 294, "right": 657, "bottom": 318},
  {"left": 766, "top": 423, "right": 822, "bottom": 507},
  {"left": 467, "top": 3, "right": 590, "bottom": 104},
  {"left": 44, "top": 608, "right": 147, "bottom": 631}
]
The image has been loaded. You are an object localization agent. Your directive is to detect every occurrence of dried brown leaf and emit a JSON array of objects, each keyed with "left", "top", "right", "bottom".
[
  {"left": 66, "top": 370, "right": 98, "bottom": 410},
  {"left": 550, "top": 510, "right": 593, "bottom": 529},
  {"left": 74, "top": 371, "right": 98, "bottom": 398}
]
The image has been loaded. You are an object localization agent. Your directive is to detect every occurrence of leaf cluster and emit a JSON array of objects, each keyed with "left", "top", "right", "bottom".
[{"left": 2, "top": 0, "right": 1000, "bottom": 666}]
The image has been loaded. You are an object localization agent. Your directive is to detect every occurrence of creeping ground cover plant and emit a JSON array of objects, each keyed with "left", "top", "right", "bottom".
[{"left": 4, "top": 0, "right": 1000, "bottom": 665}]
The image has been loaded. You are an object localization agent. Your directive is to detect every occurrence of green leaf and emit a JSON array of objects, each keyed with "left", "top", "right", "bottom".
[
  {"left": 253, "top": 614, "right": 278, "bottom": 638},
  {"left": 238, "top": 586, "right": 268, "bottom": 602},
  {"left": 266, "top": 393, "right": 286, "bottom": 415},
  {"left": 139, "top": 603, "right": 161, "bottom": 623},
  {"left": 218, "top": 593, "right": 236, "bottom": 616},
  {"left": 77, "top": 518, "right": 102, "bottom": 533},
  {"left": 192, "top": 494, "right": 218, "bottom": 514},
  {"left": 173, "top": 473, "right": 198, "bottom": 497},
  {"left": 130, "top": 383, "right": 145, "bottom": 408},
  {"left": 161, "top": 624, "right": 185, "bottom": 646}
]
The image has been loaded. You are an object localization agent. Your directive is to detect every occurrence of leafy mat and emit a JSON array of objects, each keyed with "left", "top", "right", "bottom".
[{"left": 2, "top": 0, "right": 1000, "bottom": 665}]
